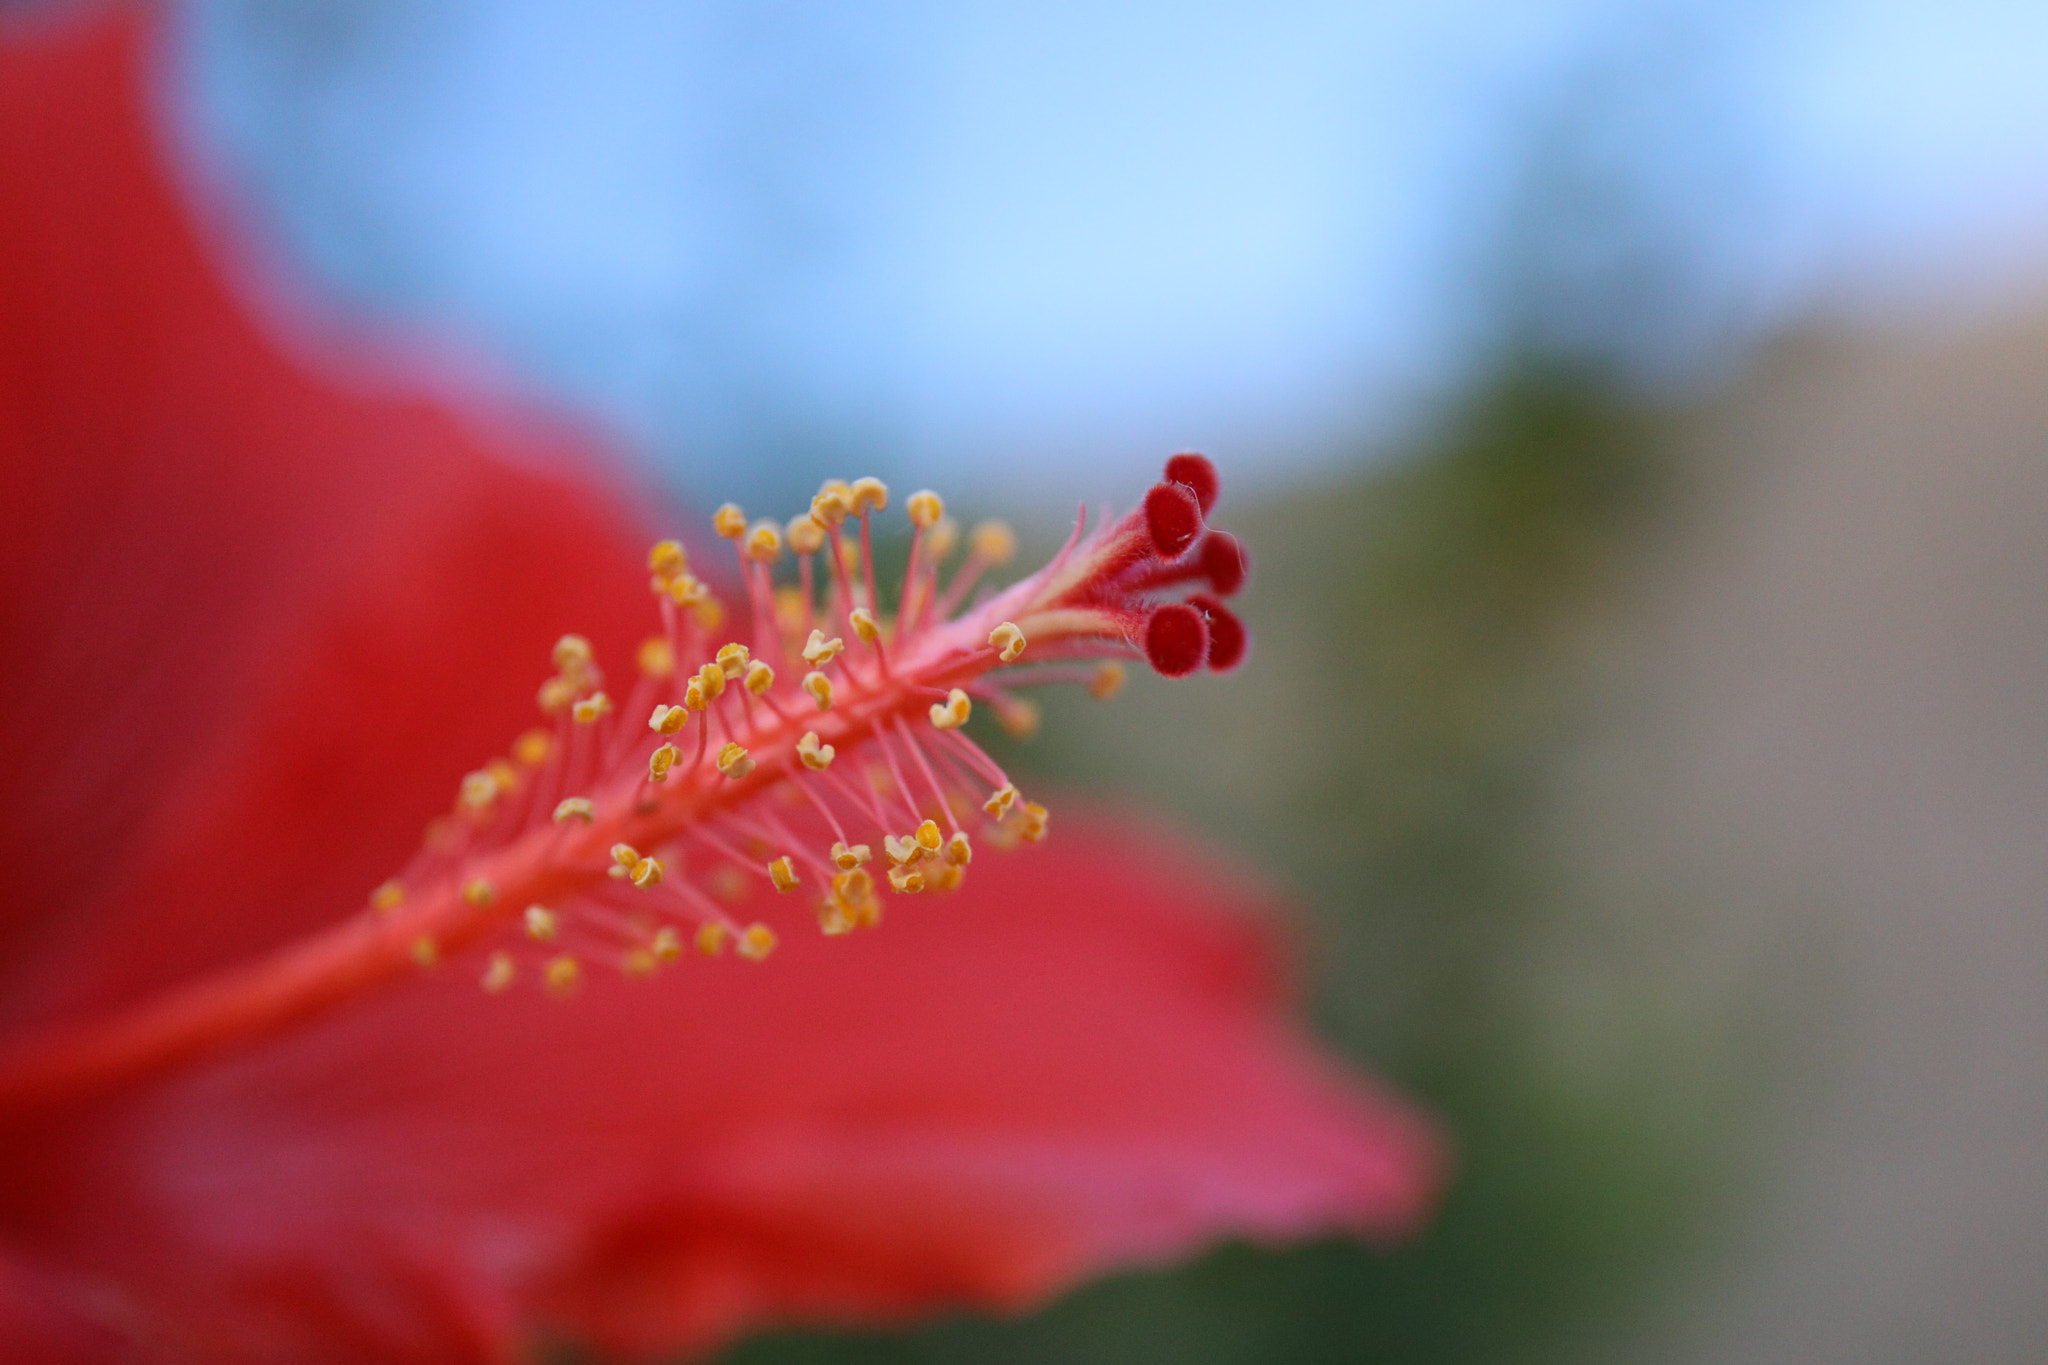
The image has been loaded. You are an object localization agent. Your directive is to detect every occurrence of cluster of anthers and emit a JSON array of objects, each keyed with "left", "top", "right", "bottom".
[{"left": 370, "top": 454, "right": 1249, "bottom": 996}]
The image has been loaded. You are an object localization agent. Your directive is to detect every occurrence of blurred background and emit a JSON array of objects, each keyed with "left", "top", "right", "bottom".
[{"left": 71, "top": 0, "right": 2048, "bottom": 1358}]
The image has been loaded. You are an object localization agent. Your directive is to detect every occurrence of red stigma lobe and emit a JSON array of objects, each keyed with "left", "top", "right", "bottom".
[
  {"left": 1145, "top": 603, "right": 1209, "bottom": 677},
  {"left": 1163, "top": 451, "right": 1221, "bottom": 515}
]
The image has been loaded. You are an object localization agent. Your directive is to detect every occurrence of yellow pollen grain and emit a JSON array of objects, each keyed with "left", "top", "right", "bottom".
[
  {"left": 944, "top": 831, "right": 973, "bottom": 866},
  {"left": 480, "top": 951, "right": 516, "bottom": 994},
  {"left": 786, "top": 515, "right": 826, "bottom": 555},
  {"left": 988, "top": 621, "right": 1027, "bottom": 662},
  {"left": 848, "top": 607, "right": 880, "bottom": 643},
  {"left": 915, "top": 819, "right": 943, "bottom": 854},
  {"left": 745, "top": 521, "right": 783, "bottom": 563},
  {"left": 554, "top": 796, "right": 595, "bottom": 824},
  {"left": 850, "top": 476, "right": 890, "bottom": 514},
  {"left": 649, "top": 742, "right": 679, "bottom": 782},
  {"left": 544, "top": 955, "right": 583, "bottom": 997},
  {"left": 411, "top": 936, "right": 440, "bottom": 968},
  {"left": 572, "top": 692, "right": 612, "bottom": 724},
  {"left": 695, "top": 662, "right": 726, "bottom": 700},
  {"left": 713, "top": 503, "right": 747, "bottom": 539},
  {"left": 884, "top": 833, "right": 923, "bottom": 866},
  {"left": 887, "top": 865, "right": 926, "bottom": 895},
  {"left": 984, "top": 783, "right": 1019, "bottom": 818},
  {"left": 631, "top": 856, "right": 665, "bottom": 888},
  {"left": 1089, "top": 661, "right": 1126, "bottom": 700},
  {"left": 612, "top": 843, "right": 642, "bottom": 870},
  {"left": 651, "top": 926, "right": 683, "bottom": 962},
  {"left": 738, "top": 923, "right": 778, "bottom": 961},
  {"left": 802, "top": 630, "right": 844, "bottom": 666},
  {"left": 716, "top": 742, "right": 755, "bottom": 780},
  {"left": 802, "top": 670, "right": 834, "bottom": 710},
  {"left": 970, "top": 520, "right": 1017, "bottom": 564},
  {"left": 744, "top": 660, "right": 775, "bottom": 695},
  {"left": 650, "top": 703, "right": 687, "bottom": 736},
  {"left": 666, "top": 572, "right": 708, "bottom": 607},
  {"left": 768, "top": 856, "right": 800, "bottom": 893},
  {"left": 831, "top": 841, "right": 871, "bottom": 870},
  {"left": 370, "top": 879, "right": 405, "bottom": 914},
  {"left": 929, "top": 688, "right": 971, "bottom": 730},
  {"left": 715, "top": 642, "right": 751, "bottom": 678},
  {"left": 906, "top": 488, "right": 943, "bottom": 528},
  {"left": 648, "top": 538, "right": 688, "bottom": 578},
  {"left": 525, "top": 905, "right": 559, "bottom": 942},
  {"left": 513, "top": 728, "right": 553, "bottom": 765},
  {"left": 796, "top": 730, "right": 835, "bottom": 771},
  {"left": 637, "top": 636, "right": 676, "bottom": 679},
  {"left": 462, "top": 878, "right": 496, "bottom": 908},
  {"left": 809, "top": 488, "right": 850, "bottom": 530},
  {"left": 683, "top": 677, "right": 708, "bottom": 712},
  {"left": 696, "top": 922, "right": 729, "bottom": 956}
]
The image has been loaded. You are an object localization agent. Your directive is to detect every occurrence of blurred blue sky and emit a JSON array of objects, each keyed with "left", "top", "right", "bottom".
[{"left": 170, "top": 0, "right": 2048, "bottom": 505}]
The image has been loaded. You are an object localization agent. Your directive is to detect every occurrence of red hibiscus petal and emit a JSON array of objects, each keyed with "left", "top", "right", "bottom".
[{"left": 0, "top": 11, "right": 1443, "bottom": 1362}]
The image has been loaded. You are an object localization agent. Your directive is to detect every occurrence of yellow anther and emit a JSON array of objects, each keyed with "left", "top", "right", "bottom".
[
  {"left": 695, "top": 662, "right": 726, "bottom": 700},
  {"left": 554, "top": 796, "right": 595, "bottom": 824},
  {"left": 683, "top": 677, "right": 708, "bottom": 712},
  {"left": 715, "top": 642, "right": 750, "bottom": 679},
  {"left": 884, "top": 833, "right": 924, "bottom": 866},
  {"left": 544, "top": 955, "right": 582, "bottom": 997},
  {"left": 480, "top": 951, "right": 516, "bottom": 994},
  {"left": 737, "top": 923, "right": 778, "bottom": 961},
  {"left": 713, "top": 503, "right": 747, "bottom": 539},
  {"left": 988, "top": 621, "right": 1026, "bottom": 662},
  {"left": 696, "top": 922, "right": 728, "bottom": 957},
  {"left": 631, "top": 856, "right": 665, "bottom": 888},
  {"left": 850, "top": 476, "right": 890, "bottom": 514},
  {"left": 1022, "top": 800, "right": 1050, "bottom": 843},
  {"left": 1089, "top": 661, "right": 1127, "bottom": 700},
  {"left": 818, "top": 901, "right": 856, "bottom": 937},
  {"left": 834, "top": 867, "right": 875, "bottom": 902},
  {"left": 802, "top": 630, "right": 845, "bottom": 666},
  {"left": 537, "top": 676, "right": 575, "bottom": 715},
  {"left": 411, "top": 936, "right": 439, "bottom": 968},
  {"left": 693, "top": 595, "right": 725, "bottom": 632},
  {"left": 623, "top": 947, "right": 659, "bottom": 979},
  {"left": 809, "top": 487, "right": 851, "bottom": 529},
  {"left": 797, "top": 730, "right": 835, "bottom": 771},
  {"left": 970, "top": 519, "right": 1017, "bottom": 563},
  {"left": 848, "top": 607, "right": 880, "bottom": 643},
  {"left": 485, "top": 759, "right": 519, "bottom": 791},
  {"left": 524, "top": 904, "right": 559, "bottom": 942},
  {"left": 944, "top": 830, "right": 973, "bottom": 866},
  {"left": 744, "top": 660, "right": 775, "bottom": 695},
  {"left": 513, "top": 728, "right": 553, "bottom": 765},
  {"left": 929, "top": 688, "right": 972, "bottom": 730},
  {"left": 930, "top": 863, "right": 966, "bottom": 893},
  {"left": 915, "top": 819, "right": 944, "bottom": 854},
  {"left": 612, "top": 843, "right": 642, "bottom": 870},
  {"left": 648, "top": 539, "right": 688, "bottom": 580},
  {"left": 768, "top": 856, "right": 800, "bottom": 893},
  {"left": 637, "top": 636, "right": 676, "bottom": 679},
  {"left": 666, "top": 571, "right": 709, "bottom": 607},
  {"left": 802, "top": 670, "right": 834, "bottom": 710},
  {"left": 651, "top": 926, "right": 683, "bottom": 962},
  {"left": 984, "top": 783, "right": 1019, "bottom": 818},
  {"left": 906, "top": 489, "right": 943, "bottom": 528},
  {"left": 717, "top": 742, "right": 756, "bottom": 780},
  {"left": 786, "top": 515, "right": 826, "bottom": 555},
  {"left": 462, "top": 878, "right": 496, "bottom": 908},
  {"left": 572, "top": 691, "right": 613, "bottom": 724},
  {"left": 926, "top": 515, "right": 960, "bottom": 561},
  {"left": 745, "top": 520, "right": 783, "bottom": 563},
  {"left": 650, "top": 703, "right": 688, "bottom": 736},
  {"left": 994, "top": 696, "right": 1040, "bottom": 740},
  {"left": 648, "top": 742, "right": 680, "bottom": 782},
  {"left": 458, "top": 770, "right": 500, "bottom": 811},
  {"left": 369, "top": 879, "right": 405, "bottom": 914},
  {"left": 553, "top": 634, "right": 595, "bottom": 673},
  {"left": 831, "top": 841, "right": 871, "bottom": 870},
  {"left": 887, "top": 865, "right": 926, "bottom": 894}
]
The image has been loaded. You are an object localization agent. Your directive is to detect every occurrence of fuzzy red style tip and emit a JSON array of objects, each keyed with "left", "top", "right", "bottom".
[
  {"left": 1190, "top": 594, "right": 1249, "bottom": 672},
  {"left": 1144, "top": 481, "right": 1204, "bottom": 558},
  {"left": 1199, "top": 531, "right": 1249, "bottom": 597},
  {"left": 1144, "top": 603, "right": 1210, "bottom": 677},
  {"left": 1164, "top": 451, "right": 1221, "bottom": 515}
]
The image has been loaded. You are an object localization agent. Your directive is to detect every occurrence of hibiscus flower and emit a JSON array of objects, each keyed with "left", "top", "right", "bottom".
[{"left": 0, "top": 10, "right": 1441, "bottom": 1363}]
